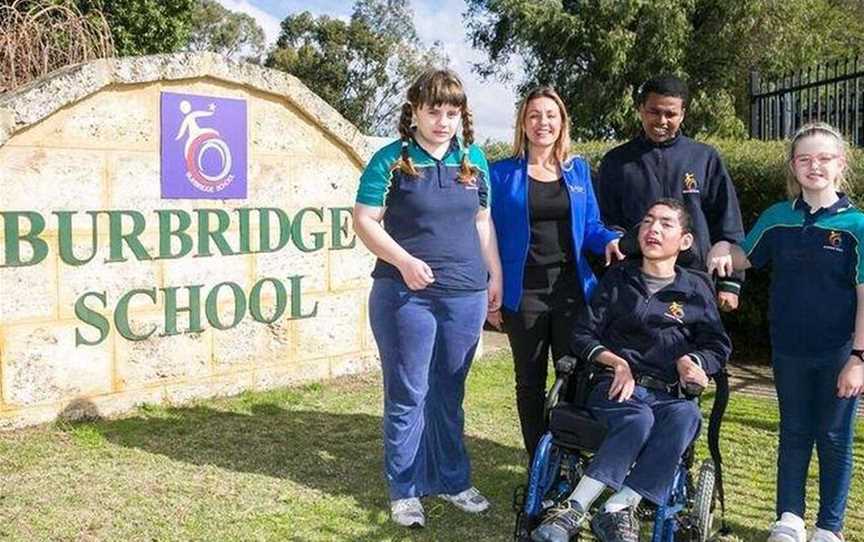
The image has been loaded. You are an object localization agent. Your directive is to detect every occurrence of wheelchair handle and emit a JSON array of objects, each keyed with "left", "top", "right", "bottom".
[{"left": 682, "top": 380, "right": 706, "bottom": 397}]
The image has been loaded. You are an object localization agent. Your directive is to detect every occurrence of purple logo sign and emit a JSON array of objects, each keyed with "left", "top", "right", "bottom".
[{"left": 160, "top": 91, "right": 247, "bottom": 198}]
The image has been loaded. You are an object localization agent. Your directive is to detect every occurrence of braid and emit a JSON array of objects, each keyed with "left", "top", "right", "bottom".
[
  {"left": 458, "top": 106, "right": 480, "bottom": 184},
  {"left": 392, "top": 102, "right": 420, "bottom": 177}
]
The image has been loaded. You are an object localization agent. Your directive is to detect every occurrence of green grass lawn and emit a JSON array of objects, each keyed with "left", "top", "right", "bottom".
[{"left": 0, "top": 350, "right": 861, "bottom": 541}]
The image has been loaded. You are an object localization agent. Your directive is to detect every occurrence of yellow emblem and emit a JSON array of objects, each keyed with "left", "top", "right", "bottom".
[
  {"left": 666, "top": 301, "right": 685, "bottom": 320},
  {"left": 828, "top": 230, "right": 843, "bottom": 247},
  {"left": 683, "top": 173, "right": 698, "bottom": 191}
]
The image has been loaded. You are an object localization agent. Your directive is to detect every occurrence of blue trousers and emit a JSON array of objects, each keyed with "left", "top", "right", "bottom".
[
  {"left": 585, "top": 379, "right": 702, "bottom": 505},
  {"left": 369, "top": 278, "right": 487, "bottom": 500},
  {"left": 773, "top": 345, "right": 859, "bottom": 532}
]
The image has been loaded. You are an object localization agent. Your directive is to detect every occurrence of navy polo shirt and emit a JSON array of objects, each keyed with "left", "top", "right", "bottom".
[
  {"left": 356, "top": 137, "right": 491, "bottom": 294},
  {"left": 742, "top": 194, "right": 864, "bottom": 355}
]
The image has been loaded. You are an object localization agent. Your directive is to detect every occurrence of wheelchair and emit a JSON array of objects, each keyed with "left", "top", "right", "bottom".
[{"left": 512, "top": 355, "right": 731, "bottom": 542}]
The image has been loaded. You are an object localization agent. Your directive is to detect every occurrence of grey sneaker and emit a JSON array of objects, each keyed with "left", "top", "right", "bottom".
[
  {"left": 531, "top": 499, "right": 588, "bottom": 542},
  {"left": 590, "top": 507, "right": 639, "bottom": 542},
  {"left": 390, "top": 497, "right": 425, "bottom": 528},
  {"left": 439, "top": 486, "right": 490, "bottom": 513}
]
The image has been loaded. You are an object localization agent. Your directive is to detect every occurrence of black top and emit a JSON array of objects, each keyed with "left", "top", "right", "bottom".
[{"left": 526, "top": 176, "right": 573, "bottom": 266}]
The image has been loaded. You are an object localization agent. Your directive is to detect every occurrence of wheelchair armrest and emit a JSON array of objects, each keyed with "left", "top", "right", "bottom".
[{"left": 555, "top": 355, "right": 580, "bottom": 375}]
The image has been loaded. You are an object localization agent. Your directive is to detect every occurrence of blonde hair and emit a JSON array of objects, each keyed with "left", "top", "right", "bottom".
[
  {"left": 786, "top": 122, "right": 849, "bottom": 199},
  {"left": 392, "top": 68, "right": 479, "bottom": 184},
  {"left": 511, "top": 86, "right": 572, "bottom": 164}
]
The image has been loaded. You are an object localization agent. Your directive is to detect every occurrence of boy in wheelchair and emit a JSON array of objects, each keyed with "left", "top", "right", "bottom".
[{"left": 531, "top": 199, "right": 732, "bottom": 542}]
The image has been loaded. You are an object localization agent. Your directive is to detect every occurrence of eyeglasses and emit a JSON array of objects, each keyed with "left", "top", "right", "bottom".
[{"left": 792, "top": 153, "right": 842, "bottom": 168}]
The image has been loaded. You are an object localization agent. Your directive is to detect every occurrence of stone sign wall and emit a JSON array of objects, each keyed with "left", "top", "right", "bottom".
[{"left": 0, "top": 53, "right": 379, "bottom": 429}]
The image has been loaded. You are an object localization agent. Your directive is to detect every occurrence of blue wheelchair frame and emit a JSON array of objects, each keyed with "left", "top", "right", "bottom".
[{"left": 513, "top": 356, "right": 722, "bottom": 542}]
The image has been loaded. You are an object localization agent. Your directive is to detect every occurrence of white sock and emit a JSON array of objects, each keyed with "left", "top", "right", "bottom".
[
  {"left": 603, "top": 485, "right": 643, "bottom": 513},
  {"left": 777, "top": 512, "right": 805, "bottom": 529},
  {"left": 568, "top": 475, "right": 606, "bottom": 510}
]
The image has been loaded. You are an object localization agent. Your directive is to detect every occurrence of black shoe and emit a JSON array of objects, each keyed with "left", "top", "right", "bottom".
[
  {"left": 590, "top": 507, "right": 639, "bottom": 542},
  {"left": 530, "top": 500, "right": 588, "bottom": 542}
]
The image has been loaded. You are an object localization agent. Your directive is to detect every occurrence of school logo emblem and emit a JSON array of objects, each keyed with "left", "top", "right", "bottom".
[
  {"left": 664, "top": 301, "right": 685, "bottom": 322},
  {"left": 682, "top": 172, "right": 699, "bottom": 194},
  {"left": 824, "top": 230, "right": 844, "bottom": 252},
  {"left": 160, "top": 91, "right": 247, "bottom": 199}
]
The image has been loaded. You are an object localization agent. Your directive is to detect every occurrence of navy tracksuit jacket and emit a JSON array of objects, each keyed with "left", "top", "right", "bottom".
[
  {"left": 597, "top": 133, "right": 745, "bottom": 294},
  {"left": 571, "top": 261, "right": 731, "bottom": 383}
]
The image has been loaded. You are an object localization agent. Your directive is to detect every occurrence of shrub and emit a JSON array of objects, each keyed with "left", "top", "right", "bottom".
[{"left": 487, "top": 137, "right": 864, "bottom": 362}]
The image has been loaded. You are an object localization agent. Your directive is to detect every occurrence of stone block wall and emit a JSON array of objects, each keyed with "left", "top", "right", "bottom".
[{"left": 0, "top": 54, "right": 381, "bottom": 429}]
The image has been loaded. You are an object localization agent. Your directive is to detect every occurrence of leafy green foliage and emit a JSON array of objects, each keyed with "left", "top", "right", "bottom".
[
  {"left": 75, "top": 0, "right": 194, "bottom": 56},
  {"left": 186, "top": 0, "right": 265, "bottom": 61},
  {"left": 265, "top": 0, "right": 446, "bottom": 135},
  {"left": 466, "top": 0, "right": 864, "bottom": 140}
]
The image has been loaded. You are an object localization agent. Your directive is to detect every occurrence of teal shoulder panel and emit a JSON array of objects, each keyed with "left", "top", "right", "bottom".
[
  {"left": 356, "top": 140, "right": 402, "bottom": 207},
  {"left": 823, "top": 207, "right": 864, "bottom": 284},
  {"left": 741, "top": 200, "right": 801, "bottom": 256},
  {"left": 467, "top": 144, "right": 491, "bottom": 207}
]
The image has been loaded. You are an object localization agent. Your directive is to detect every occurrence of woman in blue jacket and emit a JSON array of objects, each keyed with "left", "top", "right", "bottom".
[{"left": 488, "top": 86, "right": 623, "bottom": 458}]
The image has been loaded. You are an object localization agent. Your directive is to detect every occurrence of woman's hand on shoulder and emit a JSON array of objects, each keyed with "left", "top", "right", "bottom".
[{"left": 605, "top": 239, "right": 625, "bottom": 266}]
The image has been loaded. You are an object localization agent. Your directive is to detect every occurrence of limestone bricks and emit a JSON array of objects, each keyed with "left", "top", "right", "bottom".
[{"left": 0, "top": 53, "right": 379, "bottom": 429}]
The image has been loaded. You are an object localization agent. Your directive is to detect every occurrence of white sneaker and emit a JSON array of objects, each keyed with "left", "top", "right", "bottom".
[
  {"left": 390, "top": 497, "right": 425, "bottom": 528},
  {"left": 438, "top": 486, "right": 490, "bottom": 513},
  {"left": 809, "top": 528, "right": 843, "bottom": 542},
  {"left": 768, "top": 513, "right": 806, "bottom": 542}
]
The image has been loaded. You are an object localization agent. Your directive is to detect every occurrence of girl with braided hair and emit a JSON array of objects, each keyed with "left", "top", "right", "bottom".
[{"left": 353, "top": 68, "right": 502, "bottom": 528}]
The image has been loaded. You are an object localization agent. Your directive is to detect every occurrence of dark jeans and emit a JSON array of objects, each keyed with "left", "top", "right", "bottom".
[
  {"left": 369, "top": 278, "right": 487, "bottom": 500},
  {"left": 502, "top": 264, "right": 582, "bottom": 459},
  {"left": 773, "top": 345, "right": 859, "bottom": 532}
]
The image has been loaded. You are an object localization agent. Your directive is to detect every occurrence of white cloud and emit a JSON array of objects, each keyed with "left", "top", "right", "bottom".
[{"left": 213, "top": 0, "right": 282, "bottom": 46}]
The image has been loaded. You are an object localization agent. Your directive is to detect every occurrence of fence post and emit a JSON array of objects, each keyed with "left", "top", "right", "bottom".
[{"left": 750, "top": 70, "right": 761, "bottom": 139}]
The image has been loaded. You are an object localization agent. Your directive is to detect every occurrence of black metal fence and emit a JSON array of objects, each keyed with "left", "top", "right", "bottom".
[{"left": 749, "top": 56, "right": 864, "bottom": 146}]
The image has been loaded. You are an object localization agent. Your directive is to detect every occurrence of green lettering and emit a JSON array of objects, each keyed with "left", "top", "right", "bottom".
[
  {"left": 1, "top": 211, "right": 48, "bottom": 267},
  {"left": 288, "top": 275, "right": 318, "bottom": 319},
  {"left": 74, "top": 291, "right": 109, "bottom": 346},
  {"left": 196, "top": 209, "right": 236, "bottom": 257},
  {"left": 258, "top": 208, "right": 292, "bottom": 253},
  {"left": 236, "top": 208, "right": 253, "bottom": 254},
  {"left": 156, "top": 210, "right": 193, "bottom": 260},
  {"left": 205, "top": 281, "right": 246, "bottom": 330},
  {"left": 55, "top": 211, "right": 99, "bottom": 266},
  {"left": 249, "top": 277, "right": 287, "bottom": 324},
  {"left": 291, "top": 207, "right": 325, "bottom": 253},
  {"left": 161, "top": 285, "right": 204, "bottom": 336},
  {"left": 329, "top": 207, "right": 356, "bottom": 250},
  {"left": 105, "top": 210, "right": 152, "bottom": 263},
  {"left": 114, "top": 288, "right": 158, "bottom": 341}
]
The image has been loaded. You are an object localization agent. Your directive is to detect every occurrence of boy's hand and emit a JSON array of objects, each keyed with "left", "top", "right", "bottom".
[
  {"left": 676, "top": 355, "right": 708, "bottom": 389},
  {"left": 608, "top": 357, "right": 635, "bottom": 402},
  {"left": 707, "top": 241, "right": 734, "bottom": 277},
  {"left": 837, "top": 358, "right": 864, "bottom": 398}
]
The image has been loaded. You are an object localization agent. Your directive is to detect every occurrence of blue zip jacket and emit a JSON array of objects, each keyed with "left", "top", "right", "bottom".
[
  {"left": 571, "top": 261, "right": 731, "bottom": 383},
  {"left": 490, "top": 156, "right": 620, "bottom": 312}
]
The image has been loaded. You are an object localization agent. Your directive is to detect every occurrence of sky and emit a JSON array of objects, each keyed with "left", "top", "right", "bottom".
[{"left": 213, "top": 0, "right": 519, "bottom": 142}]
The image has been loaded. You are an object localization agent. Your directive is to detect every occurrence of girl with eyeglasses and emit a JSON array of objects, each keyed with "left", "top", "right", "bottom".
[{"left": 708, "top": 122, "right": 863, "bottom": 542}]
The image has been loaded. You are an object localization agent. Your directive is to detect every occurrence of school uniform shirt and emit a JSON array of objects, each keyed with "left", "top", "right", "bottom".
[
  {"left": 597, "top": 132, "right": 745, "bottom": 294},
  {"left": 571, "top": 261, "right": 731, "bottom": 383},
  {"left": 741, "top": 194, "right": 864, "bottom": 356},
  {"left": 356, "top": 136, "right": 491, "bottom": 295}
]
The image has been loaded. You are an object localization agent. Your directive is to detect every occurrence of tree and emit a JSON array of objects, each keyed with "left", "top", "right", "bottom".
[
  {"left": 465, "top": 0, "right": 864, "bottom": 139},
  {"left": 266, "top": 0, "right": 445, "bottom": 136},
  {"left": 186, "top": 0, "right": 266, "bottom": 61},
  {"left": 75, "top": 0, "right": 194, "bottom": 56}
]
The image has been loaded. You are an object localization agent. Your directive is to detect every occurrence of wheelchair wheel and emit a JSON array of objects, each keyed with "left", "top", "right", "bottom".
[{"left": 691, "top": 459, "right": 717, "bottom": 542}]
